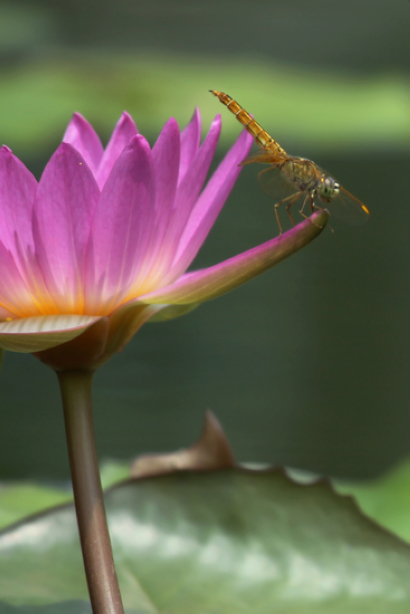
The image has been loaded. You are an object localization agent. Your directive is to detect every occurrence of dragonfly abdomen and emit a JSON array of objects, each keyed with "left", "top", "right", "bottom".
[{"left": 210, "top": 90, "right": 286, "bottom": 155}]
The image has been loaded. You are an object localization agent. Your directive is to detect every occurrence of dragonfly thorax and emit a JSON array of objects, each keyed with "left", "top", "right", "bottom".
[{"left": 318, "top": 176, "right": 340, "bottom": 203}]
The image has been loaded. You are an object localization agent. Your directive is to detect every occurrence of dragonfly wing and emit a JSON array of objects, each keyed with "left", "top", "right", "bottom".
[
  {"left": 257, "top": 166, "right": 300, "bottom": 200},
  {"left": 240, "top": 150, "right": 287, "bottom": 166},
  {"left": 325, "top": 187, "right": 370, "bottom": 226}
]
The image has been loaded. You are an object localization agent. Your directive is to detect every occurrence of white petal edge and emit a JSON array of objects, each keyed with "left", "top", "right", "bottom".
[{"left": 0, "top": 315, "right": 103, "bottom": 353}]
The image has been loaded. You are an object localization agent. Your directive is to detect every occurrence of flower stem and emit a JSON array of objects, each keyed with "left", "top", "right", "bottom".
[{"left": 57, "top": 369, "right": 124, "bottom": 614}]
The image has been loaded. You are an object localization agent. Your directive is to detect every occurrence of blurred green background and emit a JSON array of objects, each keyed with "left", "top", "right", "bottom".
[{"left": 0, "top": 0, "right": 409, "bottom": 480}]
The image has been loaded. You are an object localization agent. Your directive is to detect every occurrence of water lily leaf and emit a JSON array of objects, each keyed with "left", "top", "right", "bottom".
[
  {"left": 1, "top": 469, "right": 410, "bottom": 613},
  {"left": 0, "top": 464, "right": 130, "bottom": 532},
  {"left": 0, "top": 600, "right": 143, "bottom": 613},
  {"left": 336, "top": 459, "right": 410, "bottom": 543},
  {"left": 0, "top": 600, "right": 92, "bottom": 613},
  {"left": 131, "top": 410, "right": 236, "bottom": 477},
  {"left": 0, "top": 484, "right": 71, "bottom": 531},
  {"left": 0, "top": 410, "right": 233, "bottom": 530}
]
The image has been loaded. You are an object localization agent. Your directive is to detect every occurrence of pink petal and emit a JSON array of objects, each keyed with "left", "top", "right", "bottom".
[
  {"left": 168, "top": 129, "right": 253, "bottom": 279},
  {"left": 0, "top": 148, "right": 57, "bottom": 309},
  {"left": 33, "top": 143, "right": 100, "bottom": 308},
  {"left": 0, "top": 146, "right": 37, "bottom": 265},
  {"left": 140, "top": 118, "right": 181, "bottom": 280},
  {"left": 84, "top": 134, "right": 156, "bottom": 313},
  {"left": 96, "top": 112, "right": 138, "bottom": 189},
  {"left": 138, "top": 211, "right": 329, "bottom": 306},
  {"left": 160, "top": 114, "right": 221, "bottom": 271},
  {"left": 63, "top": 113, "right": 104, "bottom": 174},
  {"left": 0, "top": 239, "right": 38, "bottom": 318},
  {"left": 178, "top": 108, "right": 201, "bottom": 184}
]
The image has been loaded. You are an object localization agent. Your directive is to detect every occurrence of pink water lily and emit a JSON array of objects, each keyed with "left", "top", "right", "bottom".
[
  {"left": 0, "top": 107, "right": 329, "bottom": 611},
  {"left": 0, "top": 109, "right": 328, "bottom": 370}
]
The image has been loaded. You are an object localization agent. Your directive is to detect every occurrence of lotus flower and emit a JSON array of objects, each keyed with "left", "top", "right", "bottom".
[{"left": 0, "top": 110, "right": 327, "bottom": 371}]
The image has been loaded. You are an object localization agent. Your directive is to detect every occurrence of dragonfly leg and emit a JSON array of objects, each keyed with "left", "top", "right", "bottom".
[
  {"left": 299, "top": 194, "right": 327, "bottom": 230},
  {"left": 274, "top": 206, "right": 283, "bottom": 235},
  {"left": 309, "top": 192, "right": 327, "bottom": 214},
  {"left": 274, "top": 192, "right": 303, "bottom": 234},
  {"left": 284, "top": 192, "right": 304, "bottom": 228},
  {"left": 299, "top": 194, "right": 310, "bottom": 217}
]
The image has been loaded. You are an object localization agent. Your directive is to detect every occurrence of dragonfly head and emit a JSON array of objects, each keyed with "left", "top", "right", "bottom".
[{"left": 319, "top": 177, "right": 340, "bottom": 203}]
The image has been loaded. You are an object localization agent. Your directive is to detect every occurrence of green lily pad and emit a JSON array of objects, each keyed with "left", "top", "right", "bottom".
[
  {"left": 336, "top": 459, "right": 410, "bottom": 543},
  {"left": 0, "top": 484, "right": 70, "bottom": 531},
  {"left": 1, "top": 468, "right": 410, "bottom": 613},
  {"left": 0, "top": 600, "right": 142, "bottom": 613},
  {"left": 0, "top": 601, "right": 91, "bottom": 613},
  {"left": 0, "top": 462, "right": 130, "bottom": 531}
]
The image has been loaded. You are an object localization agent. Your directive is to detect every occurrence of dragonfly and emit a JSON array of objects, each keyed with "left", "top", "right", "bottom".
[{"left": 210, "top": 90, "right": 370, "bottom": 234}]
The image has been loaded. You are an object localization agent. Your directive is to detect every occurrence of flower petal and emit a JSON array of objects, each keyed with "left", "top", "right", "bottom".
[
  {"left": 0, "top": 152, "right": 55, "bottom": 314},
  {"left": 84, "top": 135, "right": 156, "bottom": 313},
  {"left": 96, "top": 112, "right": 138, "bottom": 189},
  {"left": 140, "top": 118, "right": 181, "bottom": 282},
  {"left": 63, "top": 113, "right": 104, "bottom": 174},
  {"left": 178, "top": 108, "right": 201, "bottom": 184},
  {"left": 152, "top": 117, "right": 180, "bottom": 223},
  {"left": 0, "top": 239, "right": 43, "bottom": 318},
  {"left": 33, "top": 143, "right": 100, "bottom": 313},
  {"left": 159, "top": 114, "right": 221, "bottom": 275},
  {"left": 0, "top": 315, "right": 103, "bottom": 352},
  {"left": 0, "top": 145, "right": 37, "bottom": 264},
  {"left": 138, "top": 211, "right": 329, "bottom": 306},
  {"left": 168, "top": 128, "right": 253, "bottom": 280},
  {"left": 33, "top": 143, "right": 100, "bottom": 310}
]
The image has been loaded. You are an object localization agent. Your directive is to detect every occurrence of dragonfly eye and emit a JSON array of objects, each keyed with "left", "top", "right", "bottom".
[{"left": 319, "top": 177, "right": 338, "bottom": 202}]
